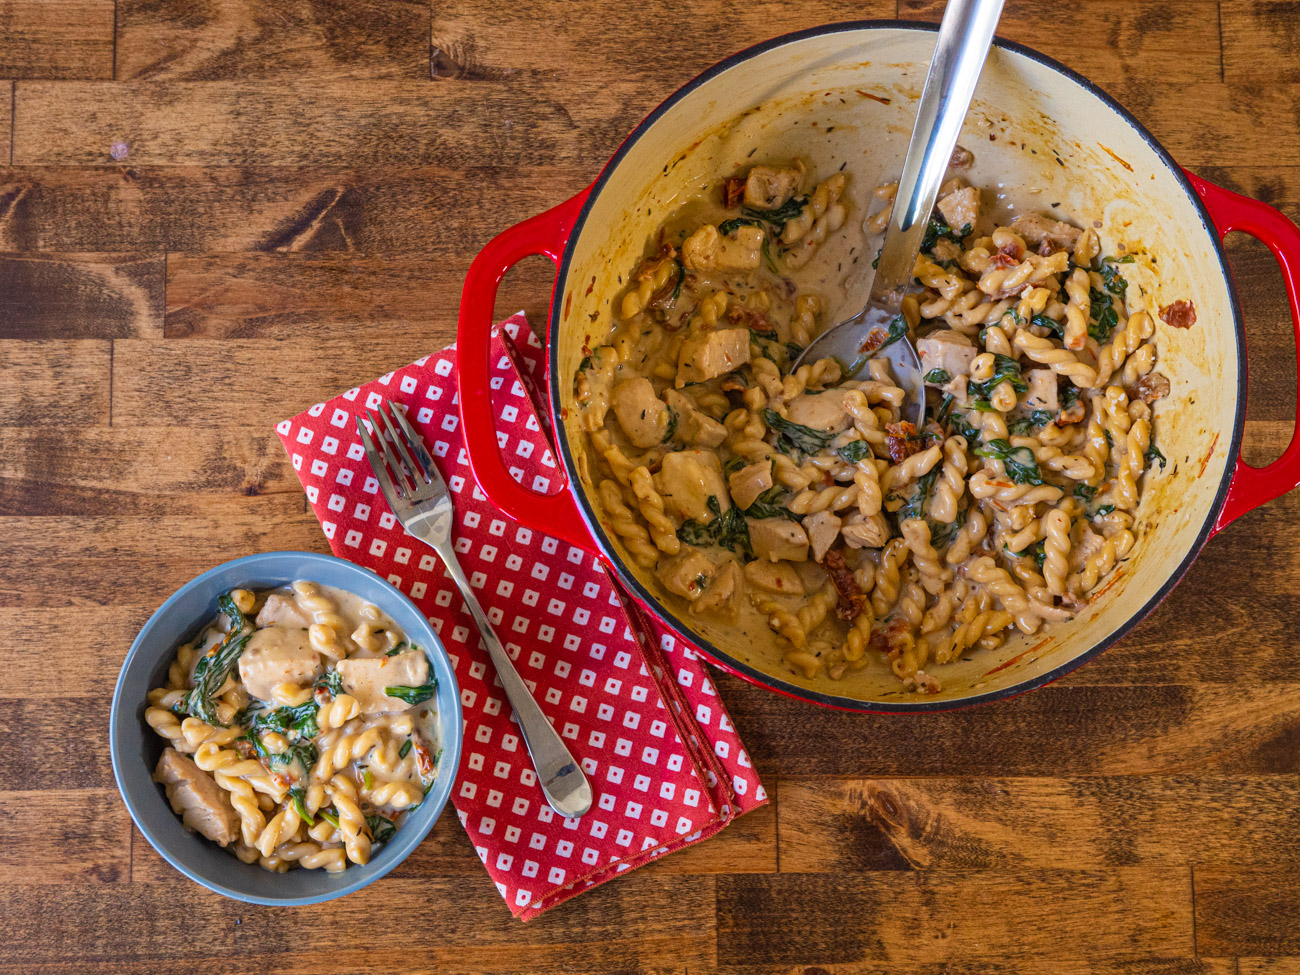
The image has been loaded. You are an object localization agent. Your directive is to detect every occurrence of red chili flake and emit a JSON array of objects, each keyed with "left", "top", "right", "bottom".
[
  {"left": 1159, "top": 299, "right": 1196, "bottom": 329},
  {"left": 414, "top": 742, "right": 434, "bottom": 777},
  {"left": 722, "top": 176, "right": 746, "bottom": 208}
]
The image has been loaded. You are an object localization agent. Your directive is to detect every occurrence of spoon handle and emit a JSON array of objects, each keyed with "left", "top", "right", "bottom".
[{"left": 872, "top": 0, "right": 1006, "bottom": 303}]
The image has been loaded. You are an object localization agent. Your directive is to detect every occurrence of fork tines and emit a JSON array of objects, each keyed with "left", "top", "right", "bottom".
[{"left": 355, "top": 400, "right": 440, "bottom": 501}]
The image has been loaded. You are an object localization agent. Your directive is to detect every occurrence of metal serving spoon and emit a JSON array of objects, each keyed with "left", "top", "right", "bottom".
[{"left": 794, "top": 0, "right": 1006, "bottom": 427}]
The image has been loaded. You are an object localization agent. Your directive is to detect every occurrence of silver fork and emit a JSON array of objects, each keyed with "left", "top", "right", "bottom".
[{"left": 356, "top": 400, "right": 593, "bottom": 819}]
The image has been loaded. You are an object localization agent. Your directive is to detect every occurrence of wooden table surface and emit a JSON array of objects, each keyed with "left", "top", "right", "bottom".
[{"left": 4, "top": 0, "right": 1300, "bottom": 971}]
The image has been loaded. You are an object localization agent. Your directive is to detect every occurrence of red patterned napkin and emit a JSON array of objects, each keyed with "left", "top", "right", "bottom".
[{"left": 275, "top": 314, "right": 767, "bottom": 920}]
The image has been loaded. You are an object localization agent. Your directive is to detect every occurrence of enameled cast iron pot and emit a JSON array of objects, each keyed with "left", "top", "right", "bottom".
[{"left": 456, "top": 22, "right": 1300, "bottom": 712}]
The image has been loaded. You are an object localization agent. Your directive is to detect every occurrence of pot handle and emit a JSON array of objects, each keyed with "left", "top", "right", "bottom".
[
  {"left": 1184, "top": 169, "right": 1300, "bottom": 535},
  {"left": 456, "top": 189, "right": 596, "bottom": 551}
]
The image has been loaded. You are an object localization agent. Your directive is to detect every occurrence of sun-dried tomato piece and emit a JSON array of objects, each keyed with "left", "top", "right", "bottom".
[
  {"left": 823, "top": 550, "right": 866, "bottom": 621},
  {"left": 885, "top": 421, "right": 922, "bottom": 463},
  {"left": 1159, "top": 299, "right": 1197, "bottom": 329}
]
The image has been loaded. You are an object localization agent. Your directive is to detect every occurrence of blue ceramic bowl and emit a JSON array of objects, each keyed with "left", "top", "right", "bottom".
[{"left": 110, "top": 551, "right": 463, "bottom": 905}]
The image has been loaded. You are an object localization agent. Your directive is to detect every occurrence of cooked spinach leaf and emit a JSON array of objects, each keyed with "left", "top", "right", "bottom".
[
  {"left": 399, "top": 739, "right": 413, "bottom": 759},
  {"left": 973, "top": 438, "right": 1044, "bottom": 485},
  {"left": 289, "top": 787, "right": 315, "bottom": 826},
  {"left": 921, "top": 214, "right": 971, "bottom": 251},
  {"left": 924, "top": 368, "right": 951, "bottom": 385},
  {"left": 662, "top": 407, "right": 680, "bottom": 444},
  {"left": 1031, "top": 313, "right": 1066, "bottom": 339},
  {"left": 742, "top": 196, "right": 808, "bottom": 230},
  {"left": 1008, "top": 410, "right": 1055, "bottom": 436},
  {"left": 1146, "top": 441, "right": 1167, "bottom": 470},
  {"left": 184, "top": 592, "right": 251, "bottom": 726},
  {"left": 384, "top": 682, "right": 437, "bottom": 706},
  {"left": 366, "top": 814, "right": 398, "bottom": 845},
  {"left": 837, "top": 440, "right": 872, "bottom": 465},
  {"left": 744, "top": 485, "right": 799, "bottom": 522},
  {"left": 1073, "top": 483, "right": 1097, "bottom": 503},
  {"left": 968, "top": 354, "right": 1028, "bottom": 402},
  {"left": 1088, "top": 288, "right": 1120, "bottom": 343},
  {"left": 763, "top": 408, "right": 837, "bottom": 455},
  {"left": 718, "top": 216, "right": 764, "bottom": 236},
  {"left": 677, "top": 495, "right": 752, "bottom": 557},
  {"left": 314, "top": 669, "right": 343, "bottom": 698}
]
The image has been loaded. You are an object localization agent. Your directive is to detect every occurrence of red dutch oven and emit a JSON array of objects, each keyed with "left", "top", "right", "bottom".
[{"left": 456, "top": 22, "right": 1300, "bottom": 712}]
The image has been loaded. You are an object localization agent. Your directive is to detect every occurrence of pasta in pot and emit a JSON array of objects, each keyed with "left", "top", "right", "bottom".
[
  {"left": 145, "top": 581, "right": 441, "bottom": 872},
  {"left": 574, "top": 158, "right": 1181, "bottom": 694}
]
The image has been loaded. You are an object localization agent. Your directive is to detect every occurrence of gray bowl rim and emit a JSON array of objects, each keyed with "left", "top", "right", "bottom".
[{"left": 109, "top": 550, "right": 464, "bottom": 906}]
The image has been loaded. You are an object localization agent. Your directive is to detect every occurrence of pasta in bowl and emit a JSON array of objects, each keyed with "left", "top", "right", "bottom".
[
  {"left": 574, "top": 160, "right": 1175, "bottom": 695},
  {"left": 111, "top": 551, "right": 462, "bottom": 905}
]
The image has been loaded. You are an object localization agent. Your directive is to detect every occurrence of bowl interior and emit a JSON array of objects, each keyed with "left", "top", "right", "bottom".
[
  {"left": 110, "top": 551, "right": 463, "bottom": 904},
  {"left": 552, "top": 23, "right": 1240, "bottom": 709}
]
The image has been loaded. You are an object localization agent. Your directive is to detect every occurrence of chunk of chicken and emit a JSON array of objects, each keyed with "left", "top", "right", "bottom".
[
  {"left": 690, "top": 560, "right": 742, "bottom": 620},
  {"left": 748, "top": 517, "right": 809, "bottom": 562},
  {"left": 336, "top": 650, "right": 430, "bottom": 715},
  {"left": 936, "top": 186, "right": 979, "bottom": 234},
  {"left": 154, "top": 747, "right": 239, "bottom": 847},
  {"left": 743, "top": 163, "right": 804, "bottom": 210},
  {"left": 917, "top": 329, "right": 978, "bottom": 380},
  {"left": 1024, "top": 369, "right": 1059, "bottom": 412},
  {"left": 237, "top": 626, "right": 324, "bottom": 703},
  {"left": 681, "top": 224, "right": 764, "bottom": 271},
  {"left": 728, "top": 460, "right": 773, "bottom": 511},
  {"left": 612, "top": 377, "right": 671, "bottom": 448},
  {"left": 655, "top": 450, "right": 730, "bottom": 523},
  {"left": 676, "top": 328, "right": 751, "bottom": 387},
  {"left": 784, "top": 388, "right": 852, "bottom": 433},
  {"left": 663, "top": 388, "right": 726, "bottom": 448},
  {"left": 803, "top": 511, "right": 842, "bottom": 563},
  {"left": 743, "top": 560, "right": 806, "bottom": 596},
  {"left": 656, "top": 547, "right": 716, "bottom": 600},
  {"left": 842, "top": 511, "right": 890, "bottom": 549},
  {"left": 255, "top": 592, "right": 313, "bottom": 629},
  {"left": 1010, "top": 214, "right": 1083, "bottom": 251}
]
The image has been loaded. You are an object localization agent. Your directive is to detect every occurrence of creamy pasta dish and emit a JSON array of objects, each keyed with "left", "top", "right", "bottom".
[
  {"left": 146, "top": 581, "right": 440, "bottom": 872},
  {"left": 574, "top": 157, "right": 1181, "bottom": 694}
]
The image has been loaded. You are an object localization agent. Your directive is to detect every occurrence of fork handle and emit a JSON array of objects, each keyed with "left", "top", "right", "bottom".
[{"left": 436, "top": 542, "right": 594, "bottom": 819}]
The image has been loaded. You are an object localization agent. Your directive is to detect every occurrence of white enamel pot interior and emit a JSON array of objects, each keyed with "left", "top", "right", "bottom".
[{"left": 543, "top": 22, "right": 1251, "bottom": 711}]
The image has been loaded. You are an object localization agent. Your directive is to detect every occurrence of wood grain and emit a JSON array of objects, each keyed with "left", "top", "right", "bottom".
[
  {"left": 0, "top": 165, "right": 593, "bottom": 252},
  {"left": 715, "top": 869, "right": 1193, "bottom": 964},
  {"left": 0, "top": 0, "right": 114, "bottom": 80},
  {"left": 1240, "top": 961, "right": 1300, "bottom": 975},
  {"left": 111, "top": 336, "right": 459, "bottom": 425},
  {"left": 0, "top": 340, "right": 110, "bottom": 424},
  {"left": 778, "top": 776, "right": 1300, "bottom": 871},
  {"left": 1194, "top": 866, "right": 1300, "bottom": 956},
  {"left": 899, "top": 0, "right": 1222, "bottom": 84},
  {"left": 0, "top": 790, "right": 131, "bottom": 883},
  {"left": 708, "top": 963, "right": 1236, "bottom": 975},
  {"left": 164, "top": 252, "right": 557, "bottom": 338},
  {"left": 3, "top": 874, "right": 717, "bottom": 970},
  {"left": 1220, "top": 1, "right": 1300, "bottom": 83},
  {"left": 431, "top": 0, "right": 896, "bottom": 87},
  {"left": 116, "top": 0, "right": 430, "bottom": 81},
  {"left": 717, "top": 677, "right": 1300, "bottom": 778},
  {"left": 0, "top": 426, "right": 302, "bottom": 517},
  {"left": 0, "top": 513, "right": 328, "bottom": 607},
  {"left": 0, "top": 607, "right": 152, "bottom": 697},
  {"left": 0, "top": 254, "right": 165, "bottom": 339},
  {"left": 11, "top": 81, "right": 643, "bottom": 168}
]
